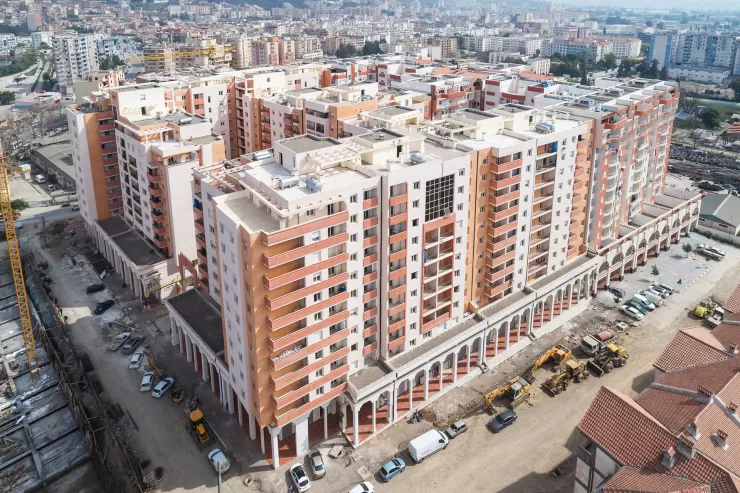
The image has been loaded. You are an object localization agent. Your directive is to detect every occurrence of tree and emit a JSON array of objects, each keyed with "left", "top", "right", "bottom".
[
  {"left": 335, "top": 43, "right": 358, "bottom": 58},
  {"left": 640, "top": 43, "right": 650, "bottom": 57},
  {"left": 38, "top": 42, "right": 50, "bottom": 51},
  {"left": 657, "top": 21, "right": 665, "bottom": 29},
  {"left": 580, "top": 73, "right": 589, "bottom": 85},
  {"left": 658, "top": 66, "right": 669, "bottom": 81},
  {"left": 10, "top": 199, "right": 28, "bottom": 213},
  {"left": 362, "top": 41, "right": 383, "bottom": 56},
  {"left": 645, "top": 20, "right": 653, "bottom": 27},
  {"left": 651, "top": 265, "right": 660, "bottom": 278},
  {"left": 601, "top": 53, "right": 618, "bottom": 70},
  {"left": 0, "top": 91, "right": 15, "bottom": 105},
  {"left": 729, "top": 79, "right": 740, "bottom": 102},
  {"left": 42, "top": 72, "right": 50, "bottom": 82},
  {"left": 700, "top": 107, "right": 722, "bottom": 129},
  {"left": 679, "top": 89, "right": 697, "bottom": 111},
  {"left": 682, "top": 243, "right": 692, "bottom": 256}
]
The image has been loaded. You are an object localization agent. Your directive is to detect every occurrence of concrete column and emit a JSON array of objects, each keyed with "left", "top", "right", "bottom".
[
  {"left": 170, "top": 318, "right": 178, "bottom": 346},
  {"left": 452, "top": 351, "right": 458, "bottom": 383},
  {"left": 341, "top": 403, "right": 347, "bottom": 431},
  {"left": 238, "top": 400, "right": 243, "bottom": 427},
  {"left": 527, "top": 313, "right": 534, "bottom": 334},
  {"left": 249, "top": 413, "right": 256, "bottom": 441},
  {"left": 202, "top": 356, "right": 209, "bottom": 383},
  {"left": 323, "top": 406, "right": 329, "bottom": 439},
  {"left": 270, "top": 428, "right": 280, "bottom": 469},
  {"left": 353, "top": 406, "right": 359, "bottom": 445},
  {"left": 408, "top": 382, "right": 413, "bottom": 410},
  {"left": 209, "top": 363, "right": 215, "bottom": 392},
  {"left": 371, "top": 401, "right": 376, "bottom": 435},
  {"left": 423, "top": 370, "right": 429, "bottom": 400},
  {"left": 391, "top": 387, "right": 397, "bottom": 423},
  {"left": 549, "top": 301, "right": 554, "bottom": 322},
  {"left": 295, "top": 416, "right": 309, "bottom": 456},
  {"left": 505, "top": 322, "right": 510, "bottom": 349},
  {"left": 193, "top": 345, "right": 199, "bottom": 373},
  {"left": 227, "top": 387, "right": 235, "bottom": 414},
  {"left": 260, "top": 427, "right": 265, "bottom": 454},
  {"left": 179, "top": 330, "right": 185, "bottom": 354},
  {"left": 466, "top": 347, "right": 471, "bottom": 374},
  {"left": 185, "top": 335, "right": 193, "bottom": 362}
]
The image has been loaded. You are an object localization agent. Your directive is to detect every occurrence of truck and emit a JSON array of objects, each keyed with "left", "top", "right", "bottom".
[
  {"left": 34, "top": 174, "right": 46, "bottom": 184},
  {"left": 580, "top": 330, "right": 616, "bottom": 357},
  {"left": 695, "top": 300, "right": 725, "bottom": 327},
  {"left": 107, "top": 332, "right": 131, "bottom": 351},
  {"left": 696, "top": 245, "right": 724, "bottom": 261},
  {"left": 408, "top": 429, "right": 448, "bottom": 463}
]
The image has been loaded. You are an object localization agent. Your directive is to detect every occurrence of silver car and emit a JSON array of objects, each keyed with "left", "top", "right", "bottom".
[
  {"left": 445, "top": 420, "right": 468, "bottom": 438},
  {"left": 152, "top": 376, "right": 175, "bottom": 398},
  {"left": 308, "top": 450, "right": 325, "bottom": 479},
  {"left": 139, "top": 371, "right": 155, "bottom": 392}
]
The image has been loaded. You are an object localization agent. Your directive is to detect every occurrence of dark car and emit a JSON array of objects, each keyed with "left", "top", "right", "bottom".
[
  {"left": 86, "top": 283, "right": 106, "bottom": 294},
  {"left": 609, "top": 287, "right": 626, "bottom": 298},
  {"left": 122, "top": 334, "right": 145, "bottom": 354},
  {"left": 93, "top": 299, "right": 115, "bottom": 315},
  {"left": 488, "top": 410, "right": 517, "bottom": 433}
]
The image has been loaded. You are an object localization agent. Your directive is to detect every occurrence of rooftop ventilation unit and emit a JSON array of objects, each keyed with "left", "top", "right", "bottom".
[
  {"left": 535, "top": 122, "right": 555, "bottom": 134},
  {"left": 178, "top": 117, "right": 193, "bottom": 125},
  {"left": 277, "top": 175, "right": 300, "bottom": 189},
  {"left": 253, "top": 150, "right": 272, "bottom": 161}
]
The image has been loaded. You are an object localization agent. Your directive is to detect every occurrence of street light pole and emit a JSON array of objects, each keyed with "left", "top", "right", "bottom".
[{"left": 218, "top": 470, "right": 222, "bottom": 493}]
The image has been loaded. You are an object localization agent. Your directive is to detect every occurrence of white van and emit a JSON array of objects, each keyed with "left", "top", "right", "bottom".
[
  {"left": 35, "top": 174, "right": 46, "bottom": 183},
  {"left": 640, "top": 289, "right": 663, "bottom": 307},
  {"left": 632, "top": 293, "right": 656, "bottom": 311},
  {"left": 408, "top": 429, "right": 448, "bottom": 463}
]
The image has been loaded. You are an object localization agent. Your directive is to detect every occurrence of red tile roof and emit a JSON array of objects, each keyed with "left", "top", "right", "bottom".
[
  {"left": 656, "top": 357, "right": 740, "bottom": 395},
  {"left": 653, "top": 328, "right": 729, "bottom": 372},
  {"left": 578, "top": 387, "right": 740, "bottom": 493},
  {"left": 601, "top": 466, "right": 710, "bottom": 493},
  {"left": 713, "top": 312, "right": 740, "bottom": 351},
  {"left": 636, "top": 387, "right": 706, "bottom": 434},
  {"left": 726, "top": 283, "right": 740, "bottom": 313}
]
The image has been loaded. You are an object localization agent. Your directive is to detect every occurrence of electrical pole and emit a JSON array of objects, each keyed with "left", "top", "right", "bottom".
[{"left": 217, "top": 470, "right": 222, "bottom": 493}]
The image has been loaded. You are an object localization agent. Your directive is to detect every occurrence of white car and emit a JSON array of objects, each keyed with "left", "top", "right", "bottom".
[
  {"left": 289, "top": 463, "right": 311, "bottom": 492},
  {"left": 621, "top": 305, "right": 644, "bottom": 320},
  {"left": 152, "top": 376, "right": 175, "bottom": 398},
  {"left": 698, "top": 244, "right": 725, "bottom": 257},
  {"left": 208, "top": 449, "right": 230, "bottom": 475},
  {"left": 348, "top": 482, "right": 375, "bottom": 493},
  {"left": 128, "top": 351, "right": 144, "bottom": 369},
  {"left": 139, "top": 371, "right": 155, "bottom": 392}
]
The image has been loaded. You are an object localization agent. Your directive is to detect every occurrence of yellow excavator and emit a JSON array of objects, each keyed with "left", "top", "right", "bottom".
[
  {"left": 484, "top": 375, "right": 532, "bottom": 412},
  {"left": 522, "top": 345, "right": 572, "bottom": 383}
]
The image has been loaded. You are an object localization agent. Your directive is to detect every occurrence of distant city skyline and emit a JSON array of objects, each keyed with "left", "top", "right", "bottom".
[{"left": 561, "top": 0, "right": 740, "bottom": 11}]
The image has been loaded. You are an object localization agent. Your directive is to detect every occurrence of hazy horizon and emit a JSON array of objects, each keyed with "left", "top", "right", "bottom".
[{"left": 558, "top": 0, "right": 740, "bottom": 13}]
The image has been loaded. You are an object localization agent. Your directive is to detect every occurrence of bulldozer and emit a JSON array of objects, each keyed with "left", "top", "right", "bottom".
[
  {"left": 543, "top": 358, "right": 590, "bottom": 395},
  {"left": 588, "top": 344, "right": 629, "bottom": 377},
  {"left": 522, "top": 345, "right": 572, "bottom": 383},
  {"left": 694, "top": 299, "right": 725, "bottom": 327},
  {"left": 484, "top": 375, "right": 532, "bottom": 412},
  {"left": 185, "top": 402, "right": 214, "bottom": 447}
]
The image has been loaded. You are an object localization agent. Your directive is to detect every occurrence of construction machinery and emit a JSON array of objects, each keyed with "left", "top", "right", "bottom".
[
  {"left": 543, "top": 358, "right": 590, "bottom": 395},
  {"left": 126, "top": 45, "right": 235, "bottom": 64},
  {"left": 588, "top": 344, "right": 629, "bottom": 377},
  {"left": 185, "top": 401, "right": 214, "bottom": 448},
  {"left": 522, "top": 345, "right": 572, "bottom": 382},
  {"left": 695, "top": 299, "right": 725, "bottom": 327},
  {"left": 484, "top": 376, "right": 532, "bottom": 412},
  {"left": 0, "top": 159, "right": 38, "bottom": 377},
  {"left": 169, "top": 388, "right": 184, "bottom": 404}
]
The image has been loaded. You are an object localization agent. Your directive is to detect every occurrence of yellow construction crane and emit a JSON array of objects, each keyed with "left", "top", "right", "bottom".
[{"left": 0, "top": 159, "right": 38, "bottom": 375}]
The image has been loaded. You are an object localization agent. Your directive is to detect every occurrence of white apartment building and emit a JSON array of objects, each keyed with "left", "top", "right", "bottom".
[
  {"left": 53, "top": 33, "right": 99, "bottom": 91},
  {"left": 31, "top": 31, "right": 53, "bottom": 50}
]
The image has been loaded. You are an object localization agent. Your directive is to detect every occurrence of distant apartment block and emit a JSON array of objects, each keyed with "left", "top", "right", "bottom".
[{"left": 53, "top": 33, "right": 99, "bottom": 92}]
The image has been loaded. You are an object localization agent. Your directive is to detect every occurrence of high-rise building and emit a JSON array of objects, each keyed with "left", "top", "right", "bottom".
[{"left": 52, "top": 33, "right": 99, "bottom": 92}]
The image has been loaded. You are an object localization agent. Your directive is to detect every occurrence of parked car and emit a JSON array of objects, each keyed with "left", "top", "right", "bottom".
[
  {"left": 348, "top": 482, "right": 374, "bottom": 493},
  {"left": 93, "top": 299, "right": 115, "bottom": 315},
  {"left": 47, "top": 184, "right": 56, "bottom": 192},
  {"left": 608, "top": 287, "right": 627, "bottom": 298},
  {"left": 71, "top": 203, "right": 80, "bottom": 211},
  {"left": 289, "top": 463, "right": 311, "bottom": 492},
  {"left": 626, "top": 301, "right": 648, "bottom": 315},
  {"left": 379, "top": 458, "right": 406, "bottom": 482},
  {"left": 621, "top": 305, "right": 644, "bottom": 320},
  {"left": 308, "top": 451, "right": 325, "bottom": 480},
  {"left": 207, "top": 448, "right": 230, "bottom": 475},
  {"left": 128, "top": 351, "right": 144, "bottom": 369},
  {"left": 488, "top": 409, "right": 517, "bottom": 433},
  {"left": 655, "top": 283, "right": 675, "bottom": 295},
  {"left": 640, "top": 289, "right": 664, "bottom": 306},
  {"left": 445, "top": 420, "right": 468, "bottom": 439},
  {"left": 107, "top": 332, "right": 131, "bottom": 351},
  {"left": 647, "top": 285, "right": 669, "bottom": 298},
  {"left": 122, "top": 334, "right": 144, "bottom": 354},
  {"left": 152, "top": 376, "right": 175, "bottom": 398},
  {"left": 139, "top": 371, "right": 155, "bottom": 392},
  {"left": 408, "top": 429, "right": 448, "bottom": 463},
  {"left": 86, "top": 283, "right": 105, "bottom": 294},
  {"left": 632, "top": 294, "right": 655, "bottom": 311}
]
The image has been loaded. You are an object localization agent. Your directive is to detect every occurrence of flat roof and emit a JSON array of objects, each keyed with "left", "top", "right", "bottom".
[
  {"left": 167, "top": 288, "right": 224, "bottom": 355},
  {"left": 371, "top": 106, "right": 415, "bottom": 118},
  {"left": 96, "top": 217, "right": 165, "bottom": 267},
  {"left": 33, "top": 141, "right": 75, "bottom": 178},
  {"left": 278, "top": 135, "right": 337, "bottom": 153},
  {"left": 349, "top": 361, "right": 392, "bottom": 391},
  {"left": 219, "top": 192, "right": 280, "bottom": 234},
  {"left": 136, "top": 112, "right": 205, "bottom": 127},
  {"left": 389, "top": 317, "right": 480, "bottom": 370},
  {"left": 529, "top": 254, "right": 594, "bottom": 291},
  {"left": 479, "top": 289, "right": 533, "bottom": 319},
  {"left": 460, "top": 109, "right": 498, "bottom": 121}
]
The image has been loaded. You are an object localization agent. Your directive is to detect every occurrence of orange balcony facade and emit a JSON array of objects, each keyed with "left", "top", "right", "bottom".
[
  {"left": 363, "top": 197, "right": 379, "bottom": 209},
  {"left": 263, "top": 233, "right": 348, "bottom": 268},
  {"left": 148, "top": 186, "right": 162, "bottom": 197},
  {"left": 491, "top": 190, "right": 520, "bottom": 206},
  {"left": 274, "top": 382, "right": 347, "bottom": 427},
  {"left": 271, "top": 347, "right": 349, "bottom": 391},
  {"left": 421, "top": 312, "right": 450, "bottom": 333},
  {"left": 389, "top": 266, "right": 407, "bottom": 281},
  {"left": 270, "top": 328, "right": 350, "bottom": 371},
  {"left": 267, "top": 292, "right": 350, "bottom": 330},
  {"left": 485, "top": 265, "right": 515, "bottom": 283},
  {"left": 490, "top": 175, "right": 521, "bottom": 190},
  {"left": 484, "top": 280, "right": 513, "bottom": 298},
  {"left": 265, "top": 273, "right": 349, "bottom": 310},
  {"left": 390, "top": 212, "right": 407, "bottom": 226},
  {"left": 264, "top": 253, "right": 348, "bottom": 290},
  {"left": 263, "top": 212, "right": 349, "bottom": 246},
  {"left": 389, "top": 193, "right": 408, "bottom": 207},
  {"left": 268, "top": 310, "right": 349, "bottom": 353},
  {"left": 388, "top": 335, "right": 406, "bottom": 351},
  {"left": 363, "top": 324, "right": 377, "bottom": 339},
  {"left": 273, "top": 364, "right": 349, "bottom": 409},
  {"left": 490, "top": 205, "right": 519, "bottom": 222},
  {"left": 363, "top": 341, "right": 378, "bottom": 356},
  {"left": 491, "top": 221, "right": 517, "bottom": 237},
  {"left": 492, "top": 159, "right": 522, "bottom": 173}
]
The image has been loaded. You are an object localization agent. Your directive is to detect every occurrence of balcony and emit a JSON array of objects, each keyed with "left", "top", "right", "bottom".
[
  {"left": 388, "top": 301, "right": 406, "bottom": 317},
  {"left": 152, "top": 236, "right": 167, "bottom": 248},
  {"left": 194, "top": 219, "right": 205, "bottom": 235},
  {"left": 195, "top": 234, "right": 206, "bottom": 249},
  {"left": 490, "top": 205, "right": 519, "bottom": 222},
  {"left": 106, "top": 190, "right": 122, "bottom": 199},
  {"left": 148, "top": 186, "right": 162, "bottom": 197},
  {"left": 273, "top": 382, "right": 347, "bottom": 427},
  {"left": 268, "top": 310, "right": 349, "bottom": 352},
  {"left": 363, "top": 341, "right": 378, "bottom": 356},
  {"left": 484, "top": 280, "right": 513, "bottom": 298},
  {"left": 491, "top": 190, "right": 520, "bottom": 206},
  {"left": 270, "top": 328, "right": 350, "bottom": 371},
  {"left": 265, "top": 273, "right": 349, "bottom": 311},
  {"left": 389, "top": 193, "right": 408, "bottom": 207},
  {"left": 604, "top": 116, "right": 628, "bottom": 130},
  {"left": 150, "top": 197, "right": 163, "bottom": 209},
  {"left": 363, "top": 196, "right": 379, "bottom": 209},
  {"left": 423, "top": 247, "right": 453, "bottom": 266},
  {"left": 147, "top": 173, "right": 162, "bottom": 184},
  {"left": 492, "top": 159, "right": 523, "bottom": 173},
  {"left": 264, "top": 253, "right": 348, "bottom": 290},
  {"left": 485, "top": 264, "right": 515, "bottom": 284},
  {"left": 363, "top": 324, "right": 378, "bottom": 339},
  {"left": 491, "top": 221, "right": 517, "bottom": 237},
  {"left": 487, "top": 234, "right": 517, "bottom": 253},
  {"left": 490, "top": 175, "right": 520, "bottom": 190},
  {"left": 389, "top": 266, "right": 406, "bottom": 281},
  {"left": 421, "top": 312, "right": 451, "bottom": 334},
  {"left": 263, "top": 233, "right": 348, "bottom": 268},
  {"left": 104, "top": 168, "right": 119, "bottom": 178},
  {"left": 152, "top": 222, "right": 166, "bottom": 235},
  {"left": 267, "top": 292, "right": 349, "bottom": 331},
  {"left": 273, "top": 363, "right": 349, "bottom": 409},
  {"left": 389, "top": 335, "right": 406, "bottom": 351},
  {"left": 263, "top": 212, "right": 349, "bottom": 247},
  {"left": 424, "top": 230, "right": 454, "bottom": 247}
]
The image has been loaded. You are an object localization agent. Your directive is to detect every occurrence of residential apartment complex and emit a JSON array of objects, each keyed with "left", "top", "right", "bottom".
[
  {"left": 67, "top": 63, "right": 700, "bottom": 468},
  {"left": 52, "top": 33, "right": 99, "bottom": 92},
  {"left": 649, "top": 31, "right": 740, "bottom": 78}
]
